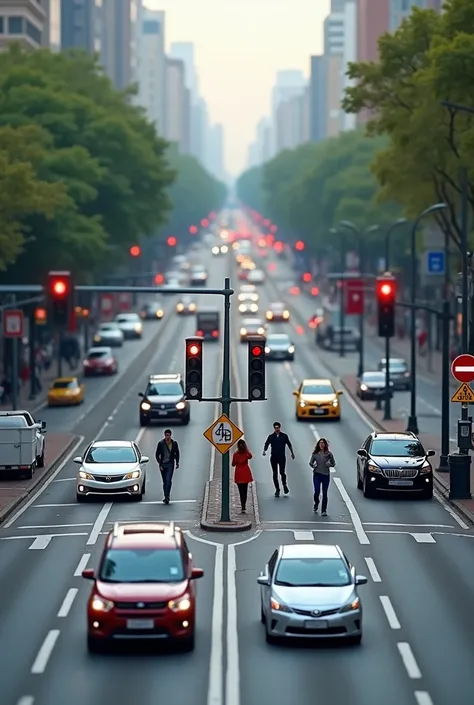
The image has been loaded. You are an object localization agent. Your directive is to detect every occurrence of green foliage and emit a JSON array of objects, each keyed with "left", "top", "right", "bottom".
[
  {"left": 235, "top": 166, "right": 264, "bottom": 213},
  {"left": 0, "top": 44, "right": 175, "bottom": 282},
  {"left": 164, "top": 144, "right": 227, "bottom": 241}
]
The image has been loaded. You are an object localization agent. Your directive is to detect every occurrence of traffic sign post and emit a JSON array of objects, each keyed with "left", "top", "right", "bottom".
[
  {"left": 451, "top": 383, "right": 474, "bottom": 403},
  {"left": 203, "top": 413, "right": 243, "bottom": 455},
  {"left": 427, "top": 251, "right": 445, "bottom": 275},
  {"left": 451, "top": 354, "right": 474, "bottom": 383},
  {"left": 3, "top": 310, "right": 23, "bottom": 338},
  {"left": 451, "top": 355, "right": 474, "bottom": 482}
]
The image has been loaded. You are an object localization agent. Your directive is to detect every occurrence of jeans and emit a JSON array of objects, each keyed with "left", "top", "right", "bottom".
[
  {"left": 160, "top": 463, "right": 174, "bottom": 499},
  {"left": 270, "top": 456, "right": 287, "bottom": 490},
  {"left": 237, "top": 483, "right": 248, "bottom": 509},
  {"left": 313, "top": 472, "right": 330, "bottom": 512}
]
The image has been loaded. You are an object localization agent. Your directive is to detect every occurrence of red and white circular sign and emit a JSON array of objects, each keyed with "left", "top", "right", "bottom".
[{"left": 451, "top": 354, "right": 474, "bottom": 383}]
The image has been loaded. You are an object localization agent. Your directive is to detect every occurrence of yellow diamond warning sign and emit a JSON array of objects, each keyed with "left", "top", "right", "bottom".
[{"left": 451, "top": 383, "right": 474, "bottom": 403}]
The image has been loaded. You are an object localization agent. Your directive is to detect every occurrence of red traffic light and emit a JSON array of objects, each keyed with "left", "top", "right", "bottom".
[
  {"left": 377, "top": 277, "right": 396, "bottom": 298},
  {"left": 380, "top": 283, "right": 392, "bottom": 295},
  {"left": 201, "top": 218, "right": 209, "bottom": 227},
  {"left": 130, "top": 245, "right": 140, "bottom": 257},
  {"left": 53, "top": 280, "right": 67, "bottom": 295},
  {"left": 251, "top": 346, "right": 262, "bottom": 356},
  {"left": 295, "top": 240, "right": 305, "bottom": 251},
  {"left": 167, "top": 236, "right": 177, "bottom": 247},
  {"left": 154, "top": 274, "right": 164, "bottom": 285},
  {"left": 189, "top": 225, "right": 198, "bottom": 234},
  {"left": 188, "top": 343, "right": 200, "bottom": 356},
  {"left": 302, "top": 272, "right": 311, "bottom": 283},
  {"left": 35, "top": 307, "right": 47, "bottom": 321}
]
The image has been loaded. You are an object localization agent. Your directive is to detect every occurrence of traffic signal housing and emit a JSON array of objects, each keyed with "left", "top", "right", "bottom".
[
  {"left": 47, "top": 271, "right": 73, "bottom": 327},
  {"left": 376, "top": 275, "right": 396, "bottom": 337},
  {"left": 185, "top": 337, "right": 203, "bottom": 400},
  {"left": 247, "top": 336, "right": 266, "bottom": 401}
]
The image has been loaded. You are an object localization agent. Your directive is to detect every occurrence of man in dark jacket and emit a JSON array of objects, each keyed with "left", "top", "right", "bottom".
[
  {"left": 262, "top": 421, "right": 295, "bottom": 497},
  {"left": 155, "top": 429, "right": 180, "bottom": 504}
]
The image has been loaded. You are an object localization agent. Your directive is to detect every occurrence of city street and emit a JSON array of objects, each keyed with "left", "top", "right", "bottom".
[{"left": 1, "top": 248, "right": 473, "bottom": 705}]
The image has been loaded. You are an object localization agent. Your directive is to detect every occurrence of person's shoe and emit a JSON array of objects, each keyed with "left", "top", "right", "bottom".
[
  {"left": 283, "top": 485, "right": 289, "bottom": 495},
  {"left": 241, "top": 507, "right": 246, "bottom": 513},
  {"left": 164, "top": 497, "right": 170, "bottom": 505},
  {"left": 321, "top": 511, "right": 327, "bottom": 517},
  {"left": 274, "top": 489, "right": 280, "bottom": 497},
  {"left": 313, "top": 504, "right": 318, "bottom": 513}
]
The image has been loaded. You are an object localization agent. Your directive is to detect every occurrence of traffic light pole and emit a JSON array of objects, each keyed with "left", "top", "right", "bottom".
[{"left": 220, "top": 278, "right": 232, "bottom": 522}]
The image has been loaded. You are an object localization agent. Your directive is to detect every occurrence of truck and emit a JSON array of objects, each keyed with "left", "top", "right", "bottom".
[
  {"left": 0, "top": 411, "right": 46, "bottom": 479},
  {"left": 315, "top": 301, "right": 360, "bottom": 352},
  {"left": 196, "top": 308, "right": 220, "bottom": 341}
]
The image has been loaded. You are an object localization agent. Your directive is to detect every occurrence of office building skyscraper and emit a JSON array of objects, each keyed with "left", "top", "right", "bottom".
[
  {"left": 60, "top": 0, "right": 97, "bottom": 52},
  {"left": 0, "top": 0, "right": 48, "bottom": 50}
]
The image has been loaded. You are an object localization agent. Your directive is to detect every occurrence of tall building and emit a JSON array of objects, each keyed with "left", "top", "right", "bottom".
[
  {"left": 100, "top": 0, "right": 132, "bottom": 90},
  {"left": 193, "top": 97, "right": 210, "bottom": 168},
  {"left": 309, "top": 55, "right": 326, "bottom": 143},
  {"left": 323, "top": 1, "right": 344, "bottom": 138},
  {"left": 136, "top": 9, "right": 167, "bottom": 136},
  {"left": 165, "top": 57, "right": 189, "bottom": 151},
  {"left": 357, "top": 0, "right": 389, "bottom": 64},
  {"left": 208, "top": 123, "right": 224, "bottom": 181},
  {"left": 389, "top": 0, "right": 439, "bottom": 30},
  {"left": 270, "top": 70, "right": 306, "bottom": 156},
  {"left": 169, "top": 42, "right": 197, "bottom": 99},
  {"left": 49, "top": 0, "right": 60, "bottom": 50},
  {"left": 340, "top": 0, "right": 357, "bottom": 132},
  {"left": 0, "top": 0, "right": 48, "bottom": 49},
  {"left": 60, "top": 0, "right": 97, "bottom": 53},
  {"left": 276, "top": 91, "right": 308, "bottom": 152}
]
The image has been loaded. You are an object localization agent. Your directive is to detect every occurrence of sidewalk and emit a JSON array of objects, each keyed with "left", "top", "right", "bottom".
[
  {"left": 341, "top": 373, "right": 474, "bottom": 524},
  {"left": 0, "top": 360, "right": 80, "bottom": 415},
  {"left": 0, "top": 432, "right": 80, "bottom": 523}
]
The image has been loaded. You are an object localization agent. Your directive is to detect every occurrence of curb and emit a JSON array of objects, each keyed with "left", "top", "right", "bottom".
[
  {"left": 199, "top": 481, "right": 253, "bottom": 533},
  {"left": 0, "top": 434, "right": 81, "bottom": 524}
]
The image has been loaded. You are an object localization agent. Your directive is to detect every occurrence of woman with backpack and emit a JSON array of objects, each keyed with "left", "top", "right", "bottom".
[
  {"left": 232, "top": 439, "right": 254, "bottom": 513},
  {"left": 309, "top": 438, "right": 336, "bottom": 515}
]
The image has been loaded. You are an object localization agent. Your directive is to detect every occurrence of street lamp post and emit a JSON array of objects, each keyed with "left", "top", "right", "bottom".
[
  {"left": 406, "top": 203, "right": 447, "bottom": 434},
  {"left": 384, "top": 219, "right": 407, "bottom": 271}
]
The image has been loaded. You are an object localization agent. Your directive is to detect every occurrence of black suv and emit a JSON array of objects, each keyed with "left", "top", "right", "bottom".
[
  {"left": 356, "top": 431, "right": 434, "bottom": 499},
  {"left": 138, "top": 374, "right": 190, "bottom": 426}
]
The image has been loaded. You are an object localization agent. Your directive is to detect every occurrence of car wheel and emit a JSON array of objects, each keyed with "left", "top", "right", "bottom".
[
  {"left": 23, "top": 465, "right": 34, "bottom": 480},
  {"left": 357, "top": 470, "right": 363, "bottom": 490},
  {"left": 178, "top": 634, "right": 195, "bottom": 652},
  {"left": 87, "top": 635, "right": 102, "bottom": 653},
  {"left": 182, "top": 415, "right": 190, "bottom": 425},
  {"left": 37, "top": 451, "right": 45, "bottom": 468},
  {"left": 139, "top": 416, "right": 149, "bottom": 427},
  {"left": 363, "top": 474, "right": 375, "bottom": 498}
]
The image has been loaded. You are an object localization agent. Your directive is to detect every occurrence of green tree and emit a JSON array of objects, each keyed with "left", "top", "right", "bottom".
[{"left": 235, "top": 166, "right": 264, "bottom": 213}]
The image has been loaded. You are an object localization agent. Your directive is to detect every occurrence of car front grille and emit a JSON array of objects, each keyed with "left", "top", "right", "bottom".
[
  {"left": 151, "top": 403, "right": 177, "bottom": 410},
  {"left": 92, "top": 474, "right": 125, "bottom": 482},
  {"left": 382, "top": 468, "right": 419, "bottom": 479},
  {"left": 115, "top": 601, "right": 168, "bottom": 610},
  {"left": 293, "top": 607, "right": 340, "bottom": 617}
]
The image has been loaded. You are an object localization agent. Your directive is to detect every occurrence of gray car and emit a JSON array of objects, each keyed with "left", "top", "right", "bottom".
[
  {"left": 258, "top": 543, "right": 367, "bottom": 644},
  {"left": 75, "top": 440, "right": 148, "bottom": 502},
  {"left": 378, "top": 358, "right": 411, "bottom": 391},
  {"left": 93, "top": 322, "right": 124, "bottom": 347},
  {"left": 357, "top": 371, "right": 394, "bottom": 400},
  {"left": 265, "top": 333, "right": 295, "bottom": 361}
]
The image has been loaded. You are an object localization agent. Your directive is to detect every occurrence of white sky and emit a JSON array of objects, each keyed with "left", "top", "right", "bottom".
[{"left": 146, "top": 0, "right": 330, "bottom": 175}]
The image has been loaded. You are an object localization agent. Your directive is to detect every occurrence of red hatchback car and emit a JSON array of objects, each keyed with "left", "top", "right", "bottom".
[
  {"left": 82, "top": 522, "right": 204, "bottom": 652},
  {"left": 83, "top": 347, "right": 118, "bottom": 376}
]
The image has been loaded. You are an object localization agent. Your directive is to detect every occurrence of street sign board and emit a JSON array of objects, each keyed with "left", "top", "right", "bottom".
[
  {"left": 427, "top": 251, "right": 445, "bottom": 275},
  {"left": 100, "top": 293, "right": 115, "bottom": 319},
  {"left": 3, "top": 310, "right": 23, "bottom": 338},
  {"left": 118, "top": 292, "right": 132, "bottom": 311},
  {"left": 451, "top": 354, "right": 474, "bottom": 383},
  {"left": 345, "top": 278, "right": 364, "bottom": 315},
  {"left": 451, "top": 383, "right": 474, "bottom": 403},
  {"left": 203, "top": 413, "right": 243, "bottom": 455}
]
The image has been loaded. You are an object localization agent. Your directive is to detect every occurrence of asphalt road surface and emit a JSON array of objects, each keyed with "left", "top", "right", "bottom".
[{"left": 1, "top": 237, "right": 473, "bottom": 705}]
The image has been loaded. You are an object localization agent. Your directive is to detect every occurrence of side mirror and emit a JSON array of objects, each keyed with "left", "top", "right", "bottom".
[
  {"left": 337, "top": 390, "right": 343, "bottom": 395},
  {"left": 73, "top": 456, "right": 83, "bottom": 464},
  {"left": 356, "top": 449, "right": 367, "bottom": 458},
  {"left": 257, "top": 575, "right": 270, "bottom": 586},
  {"left": 427, "top": 449, "right": 436, "bottom": 457},
  {"left": 141, "top": 456, "right": 150, "bottom": 463},
  {"left": 138, "top": 392, "right": 144, "bottom": 398},
  {"left": 191, "top": 567, "right": 204, "bottom": 580},
  {"left": 355, "top": 575, "right": 368, "bottom": 585},
  {"left": 82, "top": 568, "right": 95, "bottom": 580}
]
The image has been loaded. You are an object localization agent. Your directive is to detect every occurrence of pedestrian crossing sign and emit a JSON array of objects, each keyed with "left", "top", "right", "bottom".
[
  {"left": 203, "top": 413, "right": 243, "bottom": 454},
  {"left": 451, "top": 383, "right": 474, "bottom": 403}
]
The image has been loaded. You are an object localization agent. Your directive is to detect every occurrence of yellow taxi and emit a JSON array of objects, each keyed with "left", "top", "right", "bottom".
[
  {"left": 293, "top": 378, "right": 342, "bottom": 421},
  {"left": 48, "top": 377, "right": 85, "bottom": 407}
]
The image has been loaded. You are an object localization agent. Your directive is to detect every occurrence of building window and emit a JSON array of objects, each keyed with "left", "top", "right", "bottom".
[
  {"left": 0, "top": 17, "right": 3, "bottom": 34},
  {"left": 26, "top": 21, "right": 42, "bottom": 44},
  {"left": 8, "top": 17, "right": 23, "bottom": 34}
]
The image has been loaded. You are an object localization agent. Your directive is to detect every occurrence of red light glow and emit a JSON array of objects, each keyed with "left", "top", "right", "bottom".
[
  {"left": 302, "top": 272, "right": 311, "bottom": 283},
  {"left": 167, "top": 236, "right": 177, "bottom": 247},
  {"left": 295, "top": 325, "right": 304, "bottom": 335},
  {"left": 189, "top": 225, "right": 198, "bottom": 234},
  {"left": 53, "top": 280, "right": 67, "bottom": 295},
  {"left": 188, "top": 344, "right": 200, "bottom": 355},
  {"left": 379, "top": 283, "right": 393, "bottom": 296},
  {"left": 274, "top": 241, "right": 284, "bottom": 252},
  {"left": 289, "top": 286, "right": 300, "bottom": 296},
  {"left": 251, "top": 346, "right": 262, "bottom": 356},
  {"left": 270, "top": 225, "right": 278, "bottom": 233},
  {"left": 130, "top": 245, "right": 140, "bottom": 257},
  {"left": 311, "top": 287, "right": 320, "bottom": 296},
  {"left": 154, "top": 274, "right": 164, "bottom": 284},
  {"left": 268, "top": 263, "right": 276, "bottom": 272},
  {"left": 35, "top": 307, "right": 47, "bottom": 320},
  {"left": 201, "top": 218, "right": 209, "bottom": 227},
  {"left": 263, "top": 219, "right": 271, "bottom": 227},
  {"left": 295, "top": 240, "right": 305, "bottom": 251}
]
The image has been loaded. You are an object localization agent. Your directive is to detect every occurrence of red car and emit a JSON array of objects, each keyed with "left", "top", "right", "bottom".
[
  {"left": 82, "top": 522, "right": 204, "bottom": 652},
  {"left": 83, "top": 347, "right": 118, "bottom": 376}
]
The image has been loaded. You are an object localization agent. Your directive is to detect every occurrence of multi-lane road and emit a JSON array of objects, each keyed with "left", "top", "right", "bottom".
[{"left": 1, "top": 233, "right": 473, "bottom": 705}]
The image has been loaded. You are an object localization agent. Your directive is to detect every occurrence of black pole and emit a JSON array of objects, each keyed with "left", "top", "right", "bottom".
[
  {"left": 460, "top": 168, "right": 469, "bottom": 443},
  {"left": 383, "top": 335, "right": 391, "bottom": 420},
  {"left": 407, "top": 220, "right": 418, "bottom": 434},
  {"left": 358, "top": 237, "right": 364, "bottom": 377},
  {"left": 340, "top": 234, "right": 345, "bottom": 357},
  {"left": 28, "top": 309, "right": 36, "bottom": 400},
  {"left": 438, "top": 300, "right": 450, "bottom": 471}
]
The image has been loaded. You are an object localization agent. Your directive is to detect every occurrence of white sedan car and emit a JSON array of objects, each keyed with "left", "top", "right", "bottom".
[
  {"left": 75, "top": 440, "right": 148, "bottom": 502},
  {"left": 247, "top": 269, "right": 266, "bottom": 284},
  {"left": 115, "top": 313, "right": 143, "bottom": 339}
]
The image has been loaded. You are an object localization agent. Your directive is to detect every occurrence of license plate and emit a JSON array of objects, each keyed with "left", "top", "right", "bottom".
[
  {"left": 158, "top": 411, "right": 167, "bottom": 416},
  {"left": 127, "top": 619, "right": 154, "bottom": 629},
  {"left": 304, "top": 620, "right": 328, "bottom": 630},
  {"left": 311, "top": 409, "right": 326, "bottom": 415},
  {"left": 388, "top": 480, "right": 413, "bottom": 486}
]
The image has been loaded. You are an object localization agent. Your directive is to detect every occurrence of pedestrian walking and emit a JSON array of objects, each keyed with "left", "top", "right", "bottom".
[
  {"left": 309, "top": 438, "right": 335, "bottom": 515},
  {"left": 155, "top": 429, "right": 180, "bottom": 504},
  {"left": 232, "top": 439, "right": 254, "bottom": 513},
  {"left": 262, "top": 421, "right": 295, "bottom": 497}
]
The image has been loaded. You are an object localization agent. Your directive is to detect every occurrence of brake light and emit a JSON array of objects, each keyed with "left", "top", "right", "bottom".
[
  {"left": 196, "top": 330, "right": 203, "bottom": 336},
  {"left": 212, "top": 330, "right": 218, "bottom": 337}
]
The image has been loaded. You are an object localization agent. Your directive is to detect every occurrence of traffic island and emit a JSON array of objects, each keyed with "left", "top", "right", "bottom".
[{"left": 200, "top": 451, "right": 254, "bottom": 532}]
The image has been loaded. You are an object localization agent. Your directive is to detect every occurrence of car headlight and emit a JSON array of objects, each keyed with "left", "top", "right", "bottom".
[
  {"left": 221, "top": 246, "right": 228, "bottom": 253},
  {"left": 288, "top": 346, "right": 295, "bottom": 353},
  {"left": 134, "top": 324, "right": 142, "bottom": 332},
  {"left": 78, "top": 471, "right": 93, "bottom": 480},
  {"left": 240, "top": 328, "right": 246, "bottom": 335},
  {"left": 283, "top": 311, "right": 290, "bottom": 318},
  {"left": 367, "top": 462, "right": 381, "bottom": 474},
  {"left": 299, "top": 401, "right": 306, "bottom": 407},
  {"left": 238, "top": 304, "right": 246, "bottom": 312},
  {"left": 141, "top": 402, "right": 151, "bottom": 411},
  {"left": 339, "top": 597, "right": 360, "bottom": 613},
  {"left": 212, "top": 247, "right": 219, "bottom": 254},
  {"left": 125, "top": 470, "right": 140, "bottom": 479},
  {"left": 189, "top": 303, "right": 196, "bottom": 311},
  {"left": 177, "top": 303, "right": 184, "bottom": 311},
  {"left": 265, "top": 347, "right": 270, "bottom": 353},
  {"left": 176, "top": 401, "right": 186, "bottom": 410},
  {"left": 360, "top": 384, "right": 368, "bottom": 391},
  {"left": 168, "top": 595, "right": 192, "bottom": 612},
  {"left": 270, "top": 597, "right": 292, "bottom": 613},
  {"left": 420, "top": 460, "right": 432, "bottom": 473},
  {"left": 332, "top": 399, "right": 339, "bottom": 407},
  {"left": 266, "top": 312, "right": 273, "bottom": 319},
  {"left": 157, "top": 310, "right": 163, "bottom": 317},
  {"left": 258, "top": 327, "right": 264, "bottom": 334},
  {"left": 250, "top": 304, "right": 258, "bottom": 312},
  {"left": 91, "top": 596, "right": 114, "bottom": 612},
  {"left": 93, "top": 335, "right": 100, "bottom": 342}
]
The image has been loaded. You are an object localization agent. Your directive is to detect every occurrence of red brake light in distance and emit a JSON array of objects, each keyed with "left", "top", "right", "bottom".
[{"left": 302, "top": 272, "right": 311, "bottom": 283}]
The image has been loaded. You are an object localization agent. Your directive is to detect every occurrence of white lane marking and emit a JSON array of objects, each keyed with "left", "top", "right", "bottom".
[
  {"left": 74, "top": 553, "right": 90, "bottom": 576},
  {"left": 283, "top": 361, "right": 298, "bottom": 385},
  {"left": 415, "top": 692, "right": 434, "bottom": 705},
  {"left": 31, "top": 630, "right": 60, "bottom": 674},
  {"left": 433, "top": 490, "right": 469, "bottom": 529},
  {"left": 265, "top": 527, "right": 354, "bottom": 533},
  {"left": 207, "top": 544, "right": 224, "bottom": 705},
  {"left": 3, "top": 436, "right": 84, "bottom": 528},
  {"left": 293, "top": 531, "right": 314, "bottom": 540},
  {"left": 141, "top": 499, "right": 196, "bottom": 504},
  {"left": 57, "top": 588, "right": 78, "bottom": 617},
  {"left": 32, "top": 504, "right": 78, "bottom": 508},
  {"left": 86, "top": 503, "right": 113, "bottom": 545},
  {"left": 379, "top": 596, "right": 401, "bottom": 629},
  {"left": 20, "top": 524, "right": 93, "bottom": 529},
  {"left": 364, "top": 557, "right": 381, "bottom": 582},
  {"left": 226, "top": 544, "right": 239, "bottom": 705},
  {"left": 1, "top": 533, "right": 87, "bottom": 541},
  {"left": 363, "top": 522, "right": 454, "bottom": 528},
  {"left": 29, "top": 536, "right": 52, "bottom": 550},
  {"left": 333, "top": 477, "right": 370, "bottom": 544},
  {"left": 17, "top": 697, "right": 34, "bottom": 705},
  {"left": 411, "top": 533, "right": 436, "bottom": 543},
  {"left": 263, "top": 520, "right": 352, "bottom": 525},
  {"left": 52, "top": 478, "right": 76, "bottom": 482},
  {"left": 397, "top": 642, "right": 422, "bottom": 679}
]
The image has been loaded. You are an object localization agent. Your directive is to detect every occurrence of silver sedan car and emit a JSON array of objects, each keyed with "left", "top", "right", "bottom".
[
  {"left": 75, "top": 440, "right": 148, "bottom": 502},
  {"left": 258, "top": 543, "right": 367, "bottom": 644}
]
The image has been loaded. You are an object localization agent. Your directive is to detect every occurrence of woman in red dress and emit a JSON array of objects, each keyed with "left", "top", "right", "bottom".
[{"left": 231, "top": 439, "right": 254, "bottom": 513}]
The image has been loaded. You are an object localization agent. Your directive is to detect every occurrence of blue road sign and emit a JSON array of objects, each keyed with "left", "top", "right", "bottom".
[{"left": 427, "top": 251, "right": 445, "bottom": 275}]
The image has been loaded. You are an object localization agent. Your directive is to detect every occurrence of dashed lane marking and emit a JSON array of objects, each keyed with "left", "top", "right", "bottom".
[
  {"left": 74, "top": 553, "right": 90, "bottom": 576},
  {"left": 31, "top": 630, "right": 60, "bottom": 674},
  {"left": 333, "top": 477, "right": 370, "bottom": 544},
  {"left": 263, "top": 520, "right": 352, "bottom": 525},
  {"left": 379, "top": 596, "right": 401, "bottom": 629},
  {"left": 86, "top": 503, "right": 112, "bottom": 545},
  {"left": 52, "top": 477, "right": 76, "bottom": 482},
  {"left": 364, "top": 557, "right": 382, "bottom": 582},
  {"left": 415, "top": 692, "right": 434, "bottom": 705},
  {"left": 293, "top": 531, "right": 314, "bottom": 540},
  {"left": 411, "top": 533, "right": 436, "bottom": 543},
  {"left": 19, "top": 524, "right": 93, "bottom": 529},
  {"left": 363, "top": 522, "right": 454, "bottom": 528},
  {"left": 0, "top": 533, "right": 88, "bottom": 542},
  {"left": 17, "top": 697, "right": 34, "bottom": 705},
  {"left": 397, "top": 643, "right": 422, "bottom": 679},
  {"left": 29, "top": 536, "right": 52, "bottom": 550},
  {"left": 57, "top": 588, "right": 78, "bottom": 618}
]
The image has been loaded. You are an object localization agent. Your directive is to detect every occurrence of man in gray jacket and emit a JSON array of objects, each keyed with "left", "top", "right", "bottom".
[{"left": 155, "top": 429, "right": 180, "bottom": 504}]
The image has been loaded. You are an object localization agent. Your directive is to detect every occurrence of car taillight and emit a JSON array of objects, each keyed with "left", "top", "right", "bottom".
[
  {"left": 196, "top": 330, "right": 203, "bottom": 336},
  {"left": 212, "top": 330, "right": 218, "bottom": 337},
  {"left": 84, "top": 360, "right": 90, "bottom": 366}
]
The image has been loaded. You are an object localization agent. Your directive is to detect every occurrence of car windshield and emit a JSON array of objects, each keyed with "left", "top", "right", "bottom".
[
  {"left": 381, "top": 361, "right": 407, "bottom": 371},
  {"left": 301, "top": 383, "right": 333, "bottom": 395},
  {"left": 100, "top": 325, "right": 118, "bottom": 331},
  {"left": 363, "top": 373, "right": 384, "bottom": 382},
  {"left": 275, "top": 557, "right": 351, "bottom": 587},
  {"left": 370, "top": 439, "right": 425, "bottom": 457},
  {"left": 268, "top": 335, "right": 290, "bottom": 344},
  {"left": 146, "top": 383, "right": 182, "bottom": 396},
  {"left": 88, "top": 351, "right": 108, "bottom": 359},
  {"left": 198, "top": 313, "right": 218, "bottom": 322},
  {"left": 117, "top": 315, "right": 138, "bottom": 322},
  {"left": 85, "top": 446, "right": 137, "bottom": 463},
  {"left": 53, "top": 380, "right": 77, "bottom": 389},
  {"left": 270, "top": 303, "right": 284, "bottom": 310},
  {"left": 0, "top": 416, "right": 27, "bottom": 427},
  {"left": 99, "top": 548, "right": 185, "bottom": 583}
]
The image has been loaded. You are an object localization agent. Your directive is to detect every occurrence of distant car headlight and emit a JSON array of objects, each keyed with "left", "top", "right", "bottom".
[
  {"left": 266, "top": 312, "right": 273, "bottom": 319},
  {"left": 91, "top": 597, "right": 114, "bottom": 612},
  {"left": 360, "top": 384, "right": 368, "bottom": 391},
  {"left": 283, "top": 311, "right": 290, "bottom": 318},
  {"left": 169, "top": 595, "right": 192, "bottom": 612},
  {"left": 78, "top": 471, "right": 93, "bottom": 480},
  {"left": 176, "top": 401, "right": 186, "bottom": 410},
  {"left": 240, "top": 328, "right": 246, "bottom": 335},
  {"left": 257, "top": 327, "right": 265, "bottom": 334},
  {"left": 189, "top": 303, "right": 196, "bottom": 311},
  {"left": 93, "top": 335, "right": 100, "bottom": 342},
  {"left": 141, "top": 402, "right": 151, "bottom": 411},
  {"left": 134, "top": 324, "right": 142, "bottom": 332},
  {"left": 265, "top": 346, "right": 270, "bottom": 353},
  {"left": 125, "top": 470, "right": 140, "bottom": 479},
  {"left": 157, "top": 310, "right": 163, "bottom": 318},
  {"left": 212, "top": 247, "right": 219, "bottom": 254},
  {"left": 339, "top": 597, "right": 360, "bottom": 613},
  {"left": 250, "top": 304, "right": 258, "bottom": 312},
  {"left": 177, "top": 303, "right": 184, "bottom": 311},
  {"left": 221, "top": 245, "right": 228, "bottom": 253},
  {"left": 239, "top": 304, "right": 246, "bottom": 312},
  {"left": 332, "top": 399, "right": 339, "bottom": 407},
  {"left": 288, "top": 346, "right": 294, "bottom": 353},
  {"left": 270, "top": 597, "right": 292, "bottom": 613}
]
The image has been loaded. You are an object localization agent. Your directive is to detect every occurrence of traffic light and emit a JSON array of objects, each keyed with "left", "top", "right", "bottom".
[
  {"left": 130, "top": 245, "right": 140, "bottom": 257},
  {"left": 295, "top": 240, "right": 305, "bottom": 251},
  {"left": 376, "top": 275, "right": 396, "bottom": 337},
  {"left": 35, "top": 307, "right": 47, "bottom": 325},
  {"left": 247, "top": 336, "right": 266, "bottom": 401},
  {"left": 47, "top": 271, "right": 73, "bottom": 327},
  {"left": 185, "top": 337, "right": 203, "bottom": 400}
]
